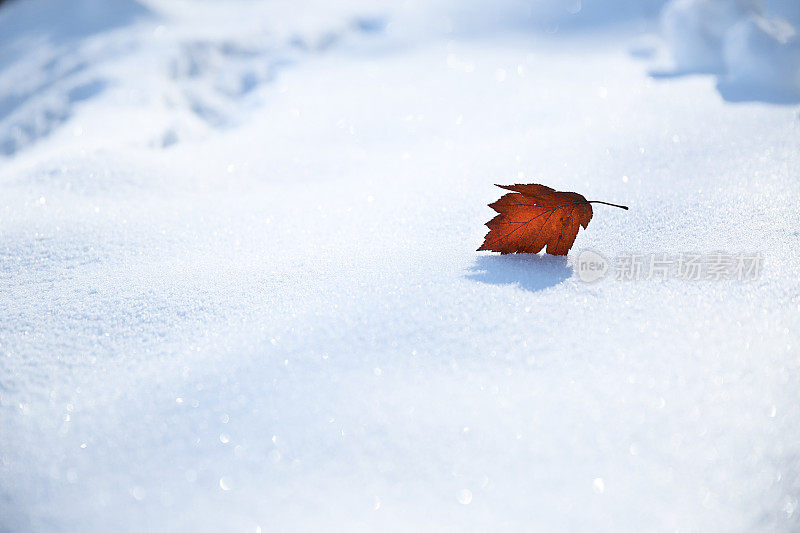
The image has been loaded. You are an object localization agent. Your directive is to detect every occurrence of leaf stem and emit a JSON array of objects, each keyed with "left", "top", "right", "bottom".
[{"left": 588, "top": 200, "right": 629, "bottom": 210}]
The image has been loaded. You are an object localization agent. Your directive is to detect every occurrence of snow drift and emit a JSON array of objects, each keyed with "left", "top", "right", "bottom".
[{"left": 660, "top": 0, "right": 800, "bottom": 101}]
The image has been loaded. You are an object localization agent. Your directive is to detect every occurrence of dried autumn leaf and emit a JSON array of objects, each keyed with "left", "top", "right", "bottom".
[{"left": 478, "top": 183, "right": 628, "bottom": 256}]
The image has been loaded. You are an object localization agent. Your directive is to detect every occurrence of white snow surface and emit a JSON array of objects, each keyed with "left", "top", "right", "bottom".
[
  {"left": 660, "top": 0, "right": 800, "bottom": 101},
  {"left": 1, "top": 0, "right": 799, "bottom": 531}
]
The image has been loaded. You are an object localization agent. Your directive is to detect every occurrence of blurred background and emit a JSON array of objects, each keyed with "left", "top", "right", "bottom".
[{"left": 0, "top": 0, "right": 798, "bottom": 158}]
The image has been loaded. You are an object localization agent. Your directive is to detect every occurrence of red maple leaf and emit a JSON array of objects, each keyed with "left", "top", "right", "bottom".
[{"left": 478, "top": 183, "right": 628, "bottom": 255}]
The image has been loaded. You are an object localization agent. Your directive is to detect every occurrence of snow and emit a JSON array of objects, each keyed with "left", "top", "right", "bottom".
[
  {"left": 1, "top": 0, "right": 799, "bottom": 531},
  {"left": 659, "top": 0, "right": 800, "bottom": 102}
]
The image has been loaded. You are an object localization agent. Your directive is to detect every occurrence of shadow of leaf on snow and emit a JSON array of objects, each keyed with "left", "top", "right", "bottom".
[{"left": 466, "top": 254, "right": 572, "bottom": 293}]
